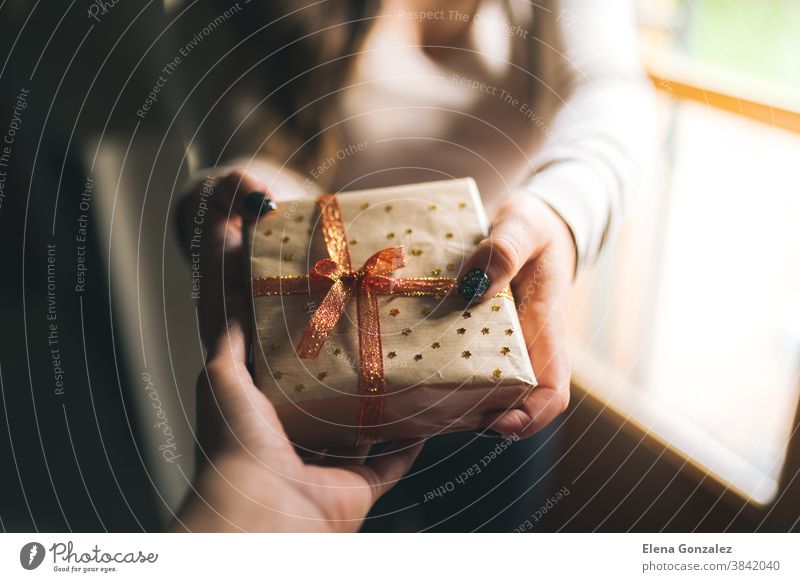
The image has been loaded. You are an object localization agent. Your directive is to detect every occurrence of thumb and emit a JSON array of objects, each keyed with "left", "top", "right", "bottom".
[
  {"left": 206, "top": 292, "right": 250, "bottom": 368},
  {"left": 458, "top": 198, "right": 544, "bottom": 302}
]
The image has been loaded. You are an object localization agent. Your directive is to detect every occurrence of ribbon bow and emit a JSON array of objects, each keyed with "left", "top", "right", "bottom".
[
  {"left": 296, "top": 245, "right": 407, "bottom": 360},
  {"left": 252, "top": 194, "right": 458, "bottom": 443}
]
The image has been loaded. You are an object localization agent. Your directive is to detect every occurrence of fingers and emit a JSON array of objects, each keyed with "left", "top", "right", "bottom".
[
  {"left": 207, "top": 292, "right": 249, "bottom": 368},
  {"left": 214, "top": 169, "right": 276, "bottom": 220},
  {"left": 195, "top": 359, "right": 283, "bottom": 462},
  {"left": 196, "top": 291, "right": 288, "bottom": 458},
  {"left": 485, "top": 301, "right": 571, "bottom": 438},
  {"left": 193, "top": 169, "right": 271, "bottom": 346},
  {"left": 484, "top": 225, "right": 574, "bottom": 438},
  {"left": 345, "top": 440, "right": 425, "bottom": 504},
  {"left": 198, "top": 293, "right": 252, "bottom": 434},
  {"left": 177, "top": 170, "right": 265, "bottom": 255},
  {"left": 199, "top": 169, "right": 271, "bottom": 223},
  {"left": 458, "top": 196, "right": 547, "bottom": 303},
  {"left": 199, "top": 292, "right": 256, "bottom": 424}
]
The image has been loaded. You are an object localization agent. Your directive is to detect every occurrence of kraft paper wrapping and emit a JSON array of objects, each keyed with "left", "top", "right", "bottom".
[{"left": 247, "top": 178, "right": 536, "bottom": 450}]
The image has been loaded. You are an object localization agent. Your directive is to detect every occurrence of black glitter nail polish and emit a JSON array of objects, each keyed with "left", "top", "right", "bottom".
[
  {"left": 244, "top": 191, "right": 276, "bottom": 216},
  {"left": 459, "top": 268, "right": 490, "bottom": 302}
]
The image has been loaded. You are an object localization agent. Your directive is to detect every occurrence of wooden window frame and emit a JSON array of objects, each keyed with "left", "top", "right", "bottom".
[{"left": 569, "top": 51, "right": 800, "bottom": 522}]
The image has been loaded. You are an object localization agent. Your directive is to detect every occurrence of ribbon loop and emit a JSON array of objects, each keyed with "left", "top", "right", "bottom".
[
  {"left": 311, "top": 257, "right": 346, "bottom": 281},
  {"left": 360, "top": 246, "right": 406, "bottom": 276},
  {"left": 297, "top": 247, "right": 406, "bottom": 359}
]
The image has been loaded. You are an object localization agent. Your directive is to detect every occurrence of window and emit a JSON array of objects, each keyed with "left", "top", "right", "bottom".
[{"left": 568, "top": 0, "right": 800, "bottom": 505}]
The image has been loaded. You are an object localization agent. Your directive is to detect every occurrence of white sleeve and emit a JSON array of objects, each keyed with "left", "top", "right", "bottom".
[{"left": 522, "top": 0, "right": 658, "bottom": 270}]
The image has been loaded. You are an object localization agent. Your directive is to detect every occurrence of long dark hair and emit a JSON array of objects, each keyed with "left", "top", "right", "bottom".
[{"left": 173, "top": 0, "right": 379, "bottom": 180}]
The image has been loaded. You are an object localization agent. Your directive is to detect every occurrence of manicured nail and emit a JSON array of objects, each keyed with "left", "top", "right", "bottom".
[
  {"left": 244, "top": 191, "right": 276, "bottom": 216},
  {"left": 459, "top": 268, "right": 490, "bottom": 302}
]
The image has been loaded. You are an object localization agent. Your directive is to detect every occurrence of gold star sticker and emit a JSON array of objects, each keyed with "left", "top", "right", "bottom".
[
  {"left": 333, "top": 347, "right": 342, "bottom": 356},
  {"left": 505, "top": 329, "right": 514, "bottom": 336},
  {"left": 492, "top": 369, "right": 502, "bottom": 378},
  {"left": 401, "top": 328, "right": 412, "bottom": 336},
  {"left": 431, "top": 342, "right": 441, "bottom": 349},
  {"left": 473, "top": 235, "right": 483, "bottom": 245},
  {"left": 410, "top": 248, "right": 423, "bottom": 256},
  {"left": 385, "top": 205, "right": 393, "bottom": 212},
  {"left": 422, "top": 307, "right": 431, "bottom": 316},
  {"left": 387, "top": 232, "right": 395, "bottom": 239},
  {"left": 317, "top": 371, "right": 328, "bottom": 380},
  {"left": 414, "top": 354, "right": 423, "bottom": 361},
  {"left": 456, "top": 328, "right": 466, "bottom": 335},
  {"left": 360, "top": 202, "right": 369, "bottom": 210},
  {"left": 463, "top": 311, "right": 472, "bottom": 319},
  {"left": 270, "top": 341, "right": 280, "bottom": 350},
  {"left": 461, "top": 350, "right": 472, "bottom": 359},
  {"left": 351, "top": 239, "right": 358, "bottom": 245},
  {"left": 405, "top": 228, "right": 413, "bottom": 234},
  {"left": 283, "top": 253, "right": 293, "bottom": 261},
  {"left": 294, "top": 384, "right": 306, "bottom": 392},
  {"left": 390, "top": 308, "right": 400, "bottom": 316},
  {"left": 491, "top": 304, "right": 501, "bottom": 312},
  {"left": 431, "top": 267, "right": 441, "bottom": 276},
  {"left": 387, "top": 351, "right": 397, "bottom": 359},
  {"left": 273, "top": 370, "right": 283, "bottom": 379},
  {"left": 481, "top": 327, "right": 490, "bottom": 335},
  {"left": 428, "top": 204, "right": 437, "bottom": 211},
  {"left": 500, "top": 346, "right": 511, "bottom": 355},
  {"left": 446, "top": 263, "right": 455, "bottom": 271},
  {"left": 281, "top": 236, "right": 290, "bottom": 242},
  {"left": 445, "top": 232, "right": 454, "bottom": 239},
  {"left": 265, "top": 229, "right": 273, "bottom": 236},
  {"left": 459, "top": 202, "right": 467, "bottom": 209},
  {"left": 294, "top": 215, "right": 305, "bottom": 222}
]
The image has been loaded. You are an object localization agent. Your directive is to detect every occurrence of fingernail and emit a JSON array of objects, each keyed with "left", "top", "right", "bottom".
[
  {"left": 244, "top": 191, "right": 276, "bottom": 216},
  {"left": 459, "top": 268, "right": 490, "bottom": 302}
]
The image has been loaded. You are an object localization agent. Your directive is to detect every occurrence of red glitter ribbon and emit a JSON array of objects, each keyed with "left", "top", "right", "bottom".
[{"left": 252, "top": 194, "right": 457, "bottom": 444}]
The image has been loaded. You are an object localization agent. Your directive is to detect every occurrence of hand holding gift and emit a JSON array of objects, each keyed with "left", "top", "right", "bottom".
[
  {"left": 175, "top": 170, "right": 574, "bottom": 530},
  {"left": 173, "top": 170, "right": 423, "bottom": 532},
  {"left": 247, "top": 179, "right": 570, "bottom": 450},
  {"left": 170, "top": 291, "right": 424, "bottom": 532},
  {"left": 458, "top": 192, "right": 575, "bottom": 438}
]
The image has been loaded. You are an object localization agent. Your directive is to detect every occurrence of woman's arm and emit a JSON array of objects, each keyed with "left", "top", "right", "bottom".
[
  {"left": 459, "top": 0, "right": 657, "bottom": 438},
  {"left": 524, "top": 0, "right": 657, "bottom": 270}
]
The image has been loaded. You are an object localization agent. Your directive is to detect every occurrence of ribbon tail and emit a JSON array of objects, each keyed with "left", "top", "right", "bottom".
[
  {"left": 355, "top": 280, "right": 386, "bottom": 445},
  {"left": 375, "top": 276, "right": 458, "bottom": 297},
  {"left": 252, "top": 275, "right": 322, "bottom": 296},
  {"left": 295, "top": 279, "right": 353, "bottom": 359}
]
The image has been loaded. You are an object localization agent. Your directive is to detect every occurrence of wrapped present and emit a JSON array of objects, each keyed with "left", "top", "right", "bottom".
[{"left": 247, "top": 178, "right": 536, "bottom": 450}]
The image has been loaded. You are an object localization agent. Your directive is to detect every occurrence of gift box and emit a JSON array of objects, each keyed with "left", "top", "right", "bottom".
[{"left": 247, "top": 178, "right": 536, "bottom": 450}]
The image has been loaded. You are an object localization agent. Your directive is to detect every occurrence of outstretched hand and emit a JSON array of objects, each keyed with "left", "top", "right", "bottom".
[
  {"left": 461, "top": 195, "right": 576, "bottom": 439},
  {"left": 171, "top": 169, "right": 423, "bottom": 532}
]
